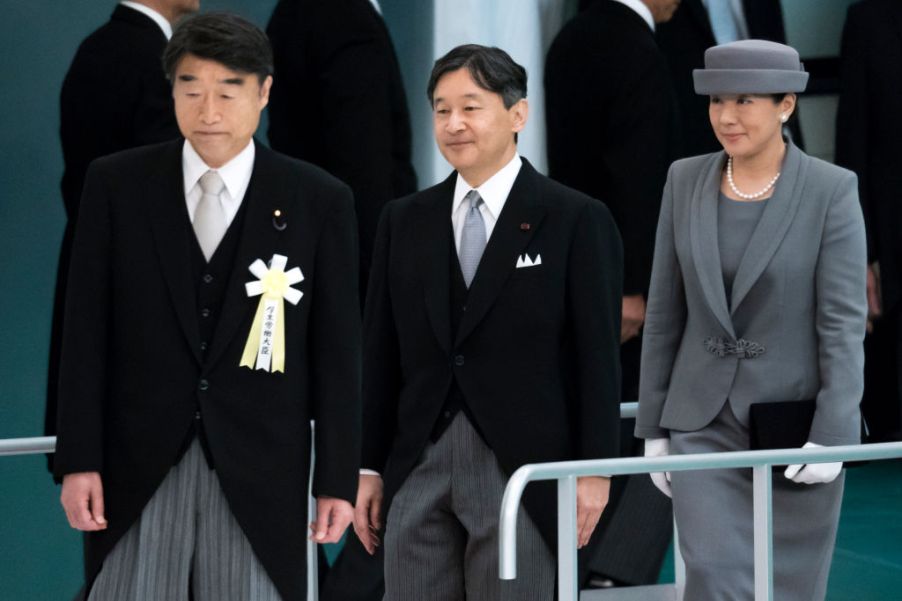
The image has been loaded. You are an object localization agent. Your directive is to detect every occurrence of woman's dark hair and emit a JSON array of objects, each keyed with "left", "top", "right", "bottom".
[
  {"left": 427, "top": 44, "right": 527, "bottom": 108},
  {"left": 163, "top": 12, "right": 273, "bottom": 83}
]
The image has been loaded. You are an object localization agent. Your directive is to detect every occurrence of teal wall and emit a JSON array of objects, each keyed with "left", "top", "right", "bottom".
[{"left": 0, "top": 2, "right": 429, "bottom": 598}]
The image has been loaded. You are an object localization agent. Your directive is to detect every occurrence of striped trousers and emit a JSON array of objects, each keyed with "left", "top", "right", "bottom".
[
  {"left": 384, "top": 413, "right": 555, "bottom": 601},
  {"left": 88, "top": 440, "right": 282, "bottom": 601}
]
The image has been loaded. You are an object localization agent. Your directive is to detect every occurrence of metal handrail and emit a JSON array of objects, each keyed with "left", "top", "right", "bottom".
[{"left": 499, "top": 440, "right": 902, "bottom": 601}]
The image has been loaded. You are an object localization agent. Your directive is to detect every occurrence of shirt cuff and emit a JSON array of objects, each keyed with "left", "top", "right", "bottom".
[{"left": 359, "top": 468, "right": 381, "bottom": 477}]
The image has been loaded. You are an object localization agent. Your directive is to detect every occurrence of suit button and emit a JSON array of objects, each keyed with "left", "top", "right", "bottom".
[
  {"left": 201, "top": 308, "right": 211, "bottom": 318},
  {"left": 444, "top": 411, "right": 452, "bottom": 418},
  {"left": 454, "top": 355, "right": 464, "bottom": 366},
  {"left": 200, "top": 341, "right": 208, "bottom": 352},
  {"left": 461, "top": 305, "right": 467, "bottom": 312},
  {"left": 195, "top": 410, "right": 201, "bottom": 420},
  {"left": 198, "top": 379, "right": 209, "bottom": 392},
  {"left": 203, "top": 274, "right": 214, "bottom": 284}
]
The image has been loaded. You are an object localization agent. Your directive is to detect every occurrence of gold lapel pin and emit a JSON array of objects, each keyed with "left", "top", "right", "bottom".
[{"left": 273, "top": 209, "right": 287, "bottom": 231}]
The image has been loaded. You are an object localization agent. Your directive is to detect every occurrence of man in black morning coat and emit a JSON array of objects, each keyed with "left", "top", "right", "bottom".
[
  {"left": 54, "top": 13, "right": 360, "bottom": 601},
  {"left": 836, "top": 0, "right": 902, "bottom": 441},
  {"left": 266, "top": 0, "right": 417, "bottom": 303},
  {"left": 545, "top": 0, "right": 679, "bottom": 587},
  {"left": 353, "top": 44, "right": 623, "bottom": 600},
  {"left": 48, "top": 0, "right": 195, "bottom": 455}
]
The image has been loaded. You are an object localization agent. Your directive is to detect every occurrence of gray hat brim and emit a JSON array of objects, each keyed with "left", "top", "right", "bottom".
[{"left": 693, "top": 69, "right": 809, "bottom": 95}]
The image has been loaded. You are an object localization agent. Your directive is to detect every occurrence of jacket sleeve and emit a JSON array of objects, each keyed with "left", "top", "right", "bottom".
[
  {"left": 635, "top": 165, "right": 687, "bottom": 439},
  {"left": 310, "top": 184, "right": 362, "bottom": 502},
  {"left": 809, "top": 172, "right": 867, "bottom": 446},
  {"left": 360, "top": 204, "right": 401, "bottom": 473},
  {"left": 53, "top": 162, "right": 113, "bottom": 481},
  {"left": 567, "top": 200, "right": 623, "bottom": 460}
]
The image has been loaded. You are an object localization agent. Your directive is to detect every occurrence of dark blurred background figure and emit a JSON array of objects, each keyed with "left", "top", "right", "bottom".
[
  {"left": 266, "top": 1, "right": 416, "bottom": 599},
  {"left": 267, "top": 0, "right": 417, "bottom": 307},
  {"left": 545, "top": 0, "right": 679, "bottom": 588},
  {"left": 656, "top": 0, "right": 802, "bottom": 158},
  {"left": 47, "top": 0, "right": 196, "bottom": 460},
  {"left": 836, "top": 0, "right": 902, "bottom": 443}
]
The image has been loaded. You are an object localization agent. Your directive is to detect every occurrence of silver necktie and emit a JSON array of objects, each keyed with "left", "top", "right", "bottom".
[
  {"left": 458, "top": 190, "right": 486, "bottom": 288},
  {"left": 193, "top": 170, "right": 227, "bottom": 262}
]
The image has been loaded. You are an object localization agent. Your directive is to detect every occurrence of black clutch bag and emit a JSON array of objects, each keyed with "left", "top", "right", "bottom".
[
  {"left": 748, "top": 400, "right": 815, "bottom": 450},
  {"left": 748, "top": 400, "right": 868, "bottom": 468}
]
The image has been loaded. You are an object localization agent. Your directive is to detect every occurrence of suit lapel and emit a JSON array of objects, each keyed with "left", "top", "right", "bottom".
[
  {"left": 455, "top": 160, "right": 545, "bottom": 347},
  {"left": 689, "top": 152, "right": 735, "bottom": 338},
  {"left": 730, "top": 142, "right": 807, "bottom": 313},
  {"left": 205, "top": 144, "right": 282, "bottom": 369},
  {"left": 148, "top": 141, "right": 202, "bottom": 365},
  {"left": 419, "top": 176, "right": 454, "bottom": 354}
]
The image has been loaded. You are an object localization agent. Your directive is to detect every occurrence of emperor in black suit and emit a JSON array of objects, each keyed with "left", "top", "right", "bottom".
[
  {"left": 55, "top": 14, "right": 360, "bottom": 601},
  {"left": 49, "top": 0, "right": 192, "bottom": 453},
  {"left": 354, "top": 45, "right": 623, "bottom": 600}
]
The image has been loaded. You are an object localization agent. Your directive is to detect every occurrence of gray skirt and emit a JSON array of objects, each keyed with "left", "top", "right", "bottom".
[{"left": 670, "top": 403, "right": 844, "bottom": 601}]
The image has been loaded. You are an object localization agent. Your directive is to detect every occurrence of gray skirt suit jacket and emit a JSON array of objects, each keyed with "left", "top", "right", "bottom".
[{"left": 635, "top": 142, "right": 867, "bottom": 444}]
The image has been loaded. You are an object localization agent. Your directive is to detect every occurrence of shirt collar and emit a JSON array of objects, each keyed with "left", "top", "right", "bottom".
[
  {"left": 453, "top": 153, "right": 523, "bottom": 221},
  {"left": 120, "top": 1, "right": 173, "bottom": 39},
  {"left": 182, "top": 139, "right": 256, "bottom": 199},
  {"left": 610, "top": 0, "right": 655, "bottom": 31},
  {"left": 369, "top": 0, "right": 382, "bottom": 14}
]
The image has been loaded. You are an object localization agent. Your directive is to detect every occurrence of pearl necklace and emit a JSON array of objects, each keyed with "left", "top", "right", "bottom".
[{"left": 726, "top": 156, "right": 780, "bottom": 200}]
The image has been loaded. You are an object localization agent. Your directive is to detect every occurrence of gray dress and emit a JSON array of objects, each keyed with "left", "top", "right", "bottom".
[{"left": 669, "top": 193, "right": 844, "bottom": 601}]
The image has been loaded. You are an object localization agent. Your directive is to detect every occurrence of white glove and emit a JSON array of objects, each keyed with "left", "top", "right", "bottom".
[
  {"left": 784, "top": 442, "right": 843, "bottom": 484},
  {"left": 644, "top": 438, "right": 672, "bottom": 498}
]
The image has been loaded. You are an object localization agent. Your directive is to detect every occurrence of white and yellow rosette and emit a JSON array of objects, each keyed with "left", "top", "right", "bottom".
[{"left": 239, "top": 254, "right": 303, "bottom": 372}]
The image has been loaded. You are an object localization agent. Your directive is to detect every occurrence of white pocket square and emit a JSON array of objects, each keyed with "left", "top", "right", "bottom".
[{"left": 516, "top": 253, "right": 542, "bottom": 268}]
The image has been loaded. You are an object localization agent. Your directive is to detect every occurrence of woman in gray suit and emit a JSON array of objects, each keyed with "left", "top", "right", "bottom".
[{"left": 635, "top": 40, "right": 867, "bottom": 600}]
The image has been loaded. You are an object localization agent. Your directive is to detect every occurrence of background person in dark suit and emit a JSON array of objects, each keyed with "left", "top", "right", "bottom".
[
  {"left": 54, "top": 13, "right": 361, "bottom": 600},
  {"left": 267, "top": 0, "right": 417, "bottom": 303},
  {"left": 353, "top": 44, "right": 623, "bottom": 600},
  {"left": 545, "top": 0, "right": 678, "bottom": 587},
  {"left": 655, "top": 0, "right": 797, "bottom": 157},
  {"left": 836, "top": 0, "right": 902, "bottom": 442},
  {"left": 48, "top": 0, "right": 195, "bottom": 457},
  {"left": 266, "top": 3, "right": 417, "bottom": 597}
]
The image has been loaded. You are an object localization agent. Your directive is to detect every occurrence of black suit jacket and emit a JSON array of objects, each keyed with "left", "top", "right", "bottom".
[
  {"left": 267, "top": 0, "right": 417, "bottom": 301},
  {"left": 545, "top": 0, "right": 674, "bottom": 296},
  {"left": 656, "top": 0, "right": 792, "bottom": 157},
  {"left": 836, "top": 0, "right": 902, "bottom": 315},
  {"left": 53, "top": 140, "right": 361, "bottom": 601},
  {"left": 362, "top": 159, "right": 623, "bottom": 547},
  {"left": 48, "top": 5, "right": 180, "bottom": 445}
]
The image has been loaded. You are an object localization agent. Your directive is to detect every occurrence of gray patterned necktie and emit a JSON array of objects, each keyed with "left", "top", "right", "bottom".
[
  {"left": 193, "top": 170, "right": 227, "bottom": 262},
  {"left": 458, "top": 190, "right": 486, "bottom": 288}
]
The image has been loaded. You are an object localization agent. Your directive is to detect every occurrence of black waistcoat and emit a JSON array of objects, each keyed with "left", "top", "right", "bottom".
[
  {"left": 430, "top": 232, "right": 486, "bottom": 443},
  {"left": 176, "top": 199, "right": 249, "bottom": 466}
]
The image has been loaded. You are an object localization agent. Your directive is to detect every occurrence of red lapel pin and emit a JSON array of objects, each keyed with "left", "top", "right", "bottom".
[{"left": 520, "top": 223, "right": 531, "bottom": 231}]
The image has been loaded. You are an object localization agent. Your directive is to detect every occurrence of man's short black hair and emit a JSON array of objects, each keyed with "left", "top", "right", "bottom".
[
  {"left": 427, "top": 44, "right": 527, "bottom": 108},
  {"left": 163, "top": 12, "right": 273, "bottom": 84}
]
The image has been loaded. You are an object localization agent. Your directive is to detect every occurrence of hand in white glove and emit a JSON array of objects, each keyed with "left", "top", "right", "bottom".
[
  {"left": 784, "top": 442, "right": 843, "bottom": 484},
  {"left": 644, "top": 438, "right": 672, "bottom": 498}
]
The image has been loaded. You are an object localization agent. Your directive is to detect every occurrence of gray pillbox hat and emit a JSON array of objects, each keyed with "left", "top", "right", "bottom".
[{"left": 693, "top": 39, "right": 808, "bottom": 95}]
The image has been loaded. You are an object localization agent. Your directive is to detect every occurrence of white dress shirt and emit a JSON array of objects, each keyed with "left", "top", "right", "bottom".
[
  {"left": 120, "top": 1, "right": 173, "bottom": 39},
  {"left": 182, "top": 140, "right": 255, "bottom": 227},
  {"left": 611, "top": 0, "right": 656, "bottom": 31},
  {"left": 451, "top": 153, "right": 523, "bottom": 252}
]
